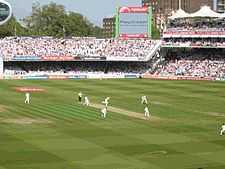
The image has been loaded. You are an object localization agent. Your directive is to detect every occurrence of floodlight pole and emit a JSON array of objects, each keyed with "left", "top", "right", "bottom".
[
  {"left": 147, "top": 6, "right": 152, "bottom": 38},
  {"left": 115, "top": 6, "right": 120, "bottom": 38},
  {"left": 179, "top": 0, "right": 181, "bottom": 9}
]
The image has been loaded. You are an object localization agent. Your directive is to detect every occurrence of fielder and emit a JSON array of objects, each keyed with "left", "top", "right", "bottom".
[
  {"left": 102, "top": 97, "right": 110, "bottom": 108},
  {"left": 24, "top": 92, "right": 30, "bottom": 104},
  {"left": 144, "top": 106, "right": 150, "bottom": 118},
  {"left": 78, "top": 92, "right": 83, "bottom": 103},
  {"left": 101, "top": 107, "right": 107, "bottom": 118},
  {"left": 220, "top": 124, "right": 225, "bottom": 135},
  {"left": 84, "top": 96, "right": 90, "bottom": 106},
  {"left": 141, "top": 95, "right": 148, "bottom": 105}
]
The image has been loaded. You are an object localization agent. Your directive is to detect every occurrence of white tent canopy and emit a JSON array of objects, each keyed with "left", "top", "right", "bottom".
[
  {"left": 221, "top": 13, "right": 225, "bottom": 18},
  {"left": 168, "top": 9, "right": 190, "bottom": 20},
  {"left": 190, "top": 6, "right": 221, "bottom": 18},
  {"left": 169, "top": 6, "right": 223, "bottom": 20}
]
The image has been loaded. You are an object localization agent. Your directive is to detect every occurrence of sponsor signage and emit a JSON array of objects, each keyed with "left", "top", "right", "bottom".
[
  {"left": 4, "top": 75, "right": 22, "bottom": 80},
  {"left": 48, "top": 75, "right": 69, "bottom": 79},
  {"left": 162, "top": 45, "right": 225, "bottom": 49},
  {"left": 107, "top": 56, "right": 140, "bottom": 61},
  {"left": 143, "top": 74, "right": 215, "bottom": 81},
  {"left": 119, "top": 33, "right": 148, "bottom": 39},
  {"left": 13, "top": 55, "right": 41, "bottom": 61},
  {"left": 163, "top": 31, "right": 225, "bottom": 38},
  {"left": 23, "top": 75, "right": 48, "bottom": 80},
  {"left": 69, "top": 75, "right": 87, "bottom": 79},
  {"left": 119, "top": 6, "right": 149, "bottom": 13},
  {"left": 124, "top": 74, "right": 139, "bottom": 79},
  {"left": 87, "top": 74, "right": 125, "bottom": 79},
  {"left": 82, "top": 57, "right": 106, "bottom": 61},
  {"left": 41, "top": 56, "right": 74, "bottom": 61},
  {"left": 15, "top": 87, "right": 45, "bottom": 92}
]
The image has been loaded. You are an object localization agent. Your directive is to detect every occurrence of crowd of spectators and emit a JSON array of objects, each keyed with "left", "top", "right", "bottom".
[
  {"left": 154, "top": 49, "right": 225, "bottom": 78},
  {"left": 0, "top": 37, "right": 157, "bottom": 61},
  {"left": 166, "top": 19, "right": 225, "bottom": 33},
  {"left": 163, "top": 38, "right": 225, "bottom": 48},
  {"left": 4, "top": 61, "right": 151, "bottom": 76}
]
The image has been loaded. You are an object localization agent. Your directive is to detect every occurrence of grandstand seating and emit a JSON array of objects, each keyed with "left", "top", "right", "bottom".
[
  {"left": 0, "top": 37, "right": 158, "bottom": 61},
  {"left": 154, "top": 54, "right": 225, "bottom": 78}
]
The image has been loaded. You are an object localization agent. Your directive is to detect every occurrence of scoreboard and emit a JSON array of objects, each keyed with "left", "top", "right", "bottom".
[{"left": 0, "top": 0, "right": 12, "bottom": 25}]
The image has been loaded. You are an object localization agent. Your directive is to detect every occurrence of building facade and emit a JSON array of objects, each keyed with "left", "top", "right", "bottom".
[
  {"left": 141, "top": 0, "right": 215, "bottom": 31},
  {"left": 142, "top": 0, "right": 214, "bottom": 13},
  {"left": 102, "top": 17, "right": 115, "bottom": 38},
  {"left": 216, "top": 0, "right": 225, "bottom": 13}
]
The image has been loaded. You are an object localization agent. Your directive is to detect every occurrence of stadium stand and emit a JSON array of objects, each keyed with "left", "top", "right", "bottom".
[
  {"left": 1, "top": 6, "right": 225, "bottom": 81},
  {"left": 0, "top": 37, "right": 158, "bottom": 61},
  {"left": 4, "top": 61, "right": 151, "bottom": 76},
  {"left": 152, "top": 6, "right": 225, "bottom": 80},
  {"left": 153, "top": 49, "right": 225, "bottom": 78}
]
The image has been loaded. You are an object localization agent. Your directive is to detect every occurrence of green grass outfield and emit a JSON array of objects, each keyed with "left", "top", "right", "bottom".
[{"left": 0, "top": 79, "right": 225, "bottom": 169}]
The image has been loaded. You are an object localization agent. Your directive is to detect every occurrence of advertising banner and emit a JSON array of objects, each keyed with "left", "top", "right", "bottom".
[
  {"left": 106, "top": 56, "right": 140, "bottom": 61},
  {"left": 177, "top": 76, "right": 214, "bottom": 81},
  {"left": 23, "top": 75, "right": 48, "bottom": 80},
  {"left": 143, "top": 74, "right": 215, "bottom": 81},
  {"left": 48, "top": 75, "right": 69, "bottom": 80},
  {"left": 81, "top": 57, "right": 106, "bottom": 61},
  {"left": 163, "top": 31, "right": 225, "bottom": 38},
  {"left": 119, "top": 6, "right": 149, "bottom": 13},
  {"left": 4, "top": 75, "right": 22, "bottom": 80},
  {"left": 86, "top": 73, "right": 124, "bottom": 79},
  {"left": 216, "top": 78, "right": 225, "bottom": 81},
  {"left": 12, "top": 55, "right": 41, "bottom": 61},
  {"left": 68, "top": 75, "right": 87, "bottom": 79},
  {"left": 15, "top": 87, "right": 45, "bottom": 92},
  {"left": 41, "top": 56, "right": 74, "bottom": 61},
  {"left": 124, "top": 74, "right": 139, "bottom": 79},
  {"left": 119, "top": 33, "right": 148, "bottom": 39}
]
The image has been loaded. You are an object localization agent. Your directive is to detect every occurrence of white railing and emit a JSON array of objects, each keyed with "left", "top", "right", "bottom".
[{"left": 144, "top": 40, "right": 162, "bottom": 61}]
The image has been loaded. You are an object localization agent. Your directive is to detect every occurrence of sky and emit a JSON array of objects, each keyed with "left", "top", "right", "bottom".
[{"left": 7, "top": 0, "right": 141, "bottom": 26}]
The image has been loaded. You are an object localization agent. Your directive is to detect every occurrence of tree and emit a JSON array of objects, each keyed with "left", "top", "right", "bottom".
[
  {"left": 24, "top": 1, "right": 103, "bottom": 37},
  {"left": 152, "top": 24, "right": 160, "bottom": 39},
  {"left": 0, "top": 16, "right": 28, "bottom": 37},
  {"left": 24, "top": 2, "right": 66, "bottom": 37},
  {"left": 90, "top": 26, "right": 103, "bottom": 38},
  {"left": 64, "top": 12, "right": 91, "bottom": 37}
]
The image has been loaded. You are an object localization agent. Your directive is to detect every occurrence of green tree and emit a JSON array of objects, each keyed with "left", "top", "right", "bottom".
[
  {"left": 152, "top": 24, "right": 160, "bottom": 39},
  {"left": 24, "top": 2, "right": 66, "bottom": 37},
  {"left": 64, "top": 12, "right": 91, "bottom": 37},
  {"left": 24, "top": 1, "right": 103, "bottom": 37},
  {"left": 0, "top": 16, "right": 28, "bottom": 37}
]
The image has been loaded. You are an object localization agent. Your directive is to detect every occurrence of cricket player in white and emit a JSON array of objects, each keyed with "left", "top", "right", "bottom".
[
  {"left": 144, "top": 106, "right": 150, "bottom": 118},
  {"left": 102, "top": 97, "right": 110, "bottom": 108},
  {"left": 84, "top": 96, "right": 90, "bottom": 106},
  {"left": 78, "top": 92, "right": 83, "bottom": 103},
  {"left": 141, "top": 96, "right": 148, "bottom": 105},
  {"left": 101, "top": 107, "right": 107, "bottom": 118},
  {"left": 25, "top": 92, "right": 30, "bottom": 104},
  {"left": 220, "top": 124, "right": 225, "bottom": 135}
]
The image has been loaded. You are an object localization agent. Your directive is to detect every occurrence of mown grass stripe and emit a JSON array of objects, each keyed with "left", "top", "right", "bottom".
[
  {"left": 8, "top": 104, "right": 64, "bottom": 123},
  {"left": 44, "top": 104, "right": 98, "bottom": 121},
  {"left": 8, "top": 104, "right": 42, "bottom": 120},
  {"left": 31, "top": 104, "right": 75, "bottom": 123},
  {"left": 26, "top": 104, "right": 71, "bottom": 122},
  {"left": 58, "top": 104, "right": 124, "bottom": 121}
]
